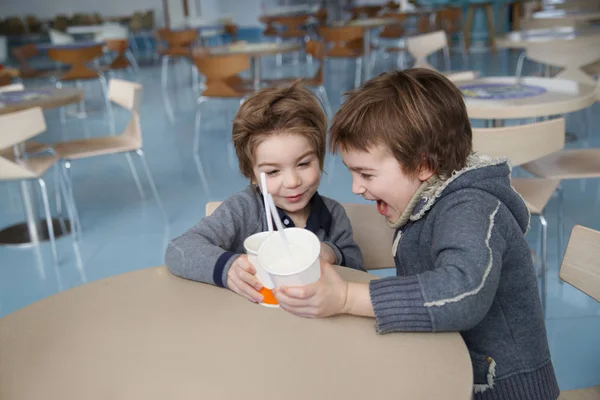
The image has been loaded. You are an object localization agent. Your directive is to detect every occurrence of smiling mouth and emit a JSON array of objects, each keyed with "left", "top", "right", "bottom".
[
  {"left": 376, "top": 200, "right": 389, "bottom": 216},
  {"left": 285, "top": 193, "right": 304, "bottom": 202}
]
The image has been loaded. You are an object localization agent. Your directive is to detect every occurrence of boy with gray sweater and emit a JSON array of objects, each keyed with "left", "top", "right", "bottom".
[
  {"left": 166, "top": 83, "right": 363, "bottom": 303},
  {"left": 274, "top": 70, "right": 560, "bottom": 399}
]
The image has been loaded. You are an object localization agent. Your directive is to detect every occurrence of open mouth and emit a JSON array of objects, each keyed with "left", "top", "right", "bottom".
[{"left": 376, "top": 199, "right": 389, "bottom": 216}]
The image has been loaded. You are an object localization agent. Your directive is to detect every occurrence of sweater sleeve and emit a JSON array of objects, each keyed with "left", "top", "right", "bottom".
[
  {"left": 370, "top": 195, "right": 508, "bottom": 333},
  {"left": 165, "top": 191, "right": 260, "bottom": 288},
  {"left": 323, "top": 200, "right": 365, "bottom": 271}
]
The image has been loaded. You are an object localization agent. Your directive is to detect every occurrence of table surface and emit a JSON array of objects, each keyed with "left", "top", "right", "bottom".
[
  {"left": 532, "top": 9, "right": 600, "bottom": 19},
  {"left": 341, "top": 17, "right": 402, "bottom": 28},
  {"left": 0, "top": 87, "right": 84, "bottom": 116},
  {"left": 210, "top": 41, "right": 302, "bottom": 56},
  {"left": 36, "top": 41, "right": 103, "bottom": 51},
  {"left": 458, "top": 76, "right": 598, "bottom": 119},
  {"left": 0, "top": 266, "right": 473, "bottom": 400},
  {"left": 496, "top": 25, "right": 600, "bottom": 48}
]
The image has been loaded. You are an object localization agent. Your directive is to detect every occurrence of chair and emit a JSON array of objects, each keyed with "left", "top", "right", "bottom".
[
  {"left": 272, "top": 15, "right": 311, "bottom": 65},
  {"left": 205, "top": 201, "right": 395, "bottom": 270},
  {"left": 155, "top": 28, "right": 197, "bottom": 109},
  {"left": 53, "top": 79, "right": 166, "bottom": 231},
  {"left": 342, "top": 204, "right": 395, "bottom": 270},
  {"left": 350, "top": 5, "right": 383, "bottom": 20},
  {"left": 464, "top": 1, "right": 496, "bottom": 52},
  {"left": 0, "top": 107, "right": 78, "bottom": 264},
  {"left": 439, "top": 7, "right": 468, "bottom": 63},
  {"left": 406, "top": 30, "right": 479, "bottom": 81},
  {"left": 47, "top": 44, "right": 113, "bottom": 127},
  {"left": 262, "top": 41, "right": 333, "bottom": 119},
  {"left": 319, "top": 25, "right": 365, "bottom": 89},
  {"left": 11, "top": 44, "right": 55, "bottom": 80},
  {"left": 377, "top": 13, "right": 409, "bottom": 69},
  {"left": 516, "top": 38, "right": 600, "bottom": 86},
  {"left": 472, "top": 118, "right": 566, "bottom": 314},
  {"left": 48, "top": 28, "right": 75, "bottom": 45},
  {"left": 102, "top": 39, "right": 138, "bottom": 76},
  {"left": 560, "top": 225, "right": 600, "bottom": 302},
  {"left": 192, "top": 52, "right": 256, "bottom": 183}
]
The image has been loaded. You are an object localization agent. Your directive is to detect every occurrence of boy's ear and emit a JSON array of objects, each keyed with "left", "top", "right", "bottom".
[{"left": 417, "top": 161, "right": 435, "bottom": 182}]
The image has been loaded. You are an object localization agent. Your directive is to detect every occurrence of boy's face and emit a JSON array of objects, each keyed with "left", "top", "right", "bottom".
[
  {"left": 341, "top": 144, "right": 433, "bottom": 224},
  {"left": 252, "top": 133, "right": 321, "bottom": 216}
]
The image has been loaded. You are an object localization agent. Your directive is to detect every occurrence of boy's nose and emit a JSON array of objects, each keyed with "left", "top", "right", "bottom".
[{"left": 351, "top": 179, "right": 365, "bottom": 195}]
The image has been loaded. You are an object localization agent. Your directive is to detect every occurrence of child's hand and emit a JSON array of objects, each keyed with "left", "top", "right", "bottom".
[
  {"left": 226, "top": 255, "right": 264, "bottom": 303},
  {"left": 274, "top": 261, "right": 349, "bottom": 318},
  {"left": 320, "top": 243, "right": 337, "bottom": 265}
]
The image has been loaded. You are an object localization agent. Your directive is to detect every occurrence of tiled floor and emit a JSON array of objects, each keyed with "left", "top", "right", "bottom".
[{"left": 1, "top": 45, "right": 599, "bottom": 391}]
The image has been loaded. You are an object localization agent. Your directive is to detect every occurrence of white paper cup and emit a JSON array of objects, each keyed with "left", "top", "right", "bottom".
[
  {"left": 257, "top": 228, "right": 321, "bottom": 288},
  {"left": 243, "top": 232, "right": 278, "bottom": 307}
]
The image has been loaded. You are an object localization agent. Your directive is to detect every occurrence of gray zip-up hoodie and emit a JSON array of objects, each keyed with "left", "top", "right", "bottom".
[
  {"left": 166, "top": 186, "right": 364, "bottom": 287},
  {"left": 370, "top": 155, "right": 559, "bottom": 399}
]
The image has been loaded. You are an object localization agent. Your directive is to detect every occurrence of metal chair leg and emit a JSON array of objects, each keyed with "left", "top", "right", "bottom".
[
  {"left": 538, "top": 214, "right": 548, "bottom": 317},
  {"left": 354, "top": 57, "right": 362, "bottom": 89},
  {"left": 57, "top": 162, "right": 80, "bottom": 242},
  {"left": 99, "top": 75, "right": 115, "bottom": 134},
  {"left": 193, "top": 97, "right": 210, "bottom": 191},
  {"left": 61, "top": 161, "right": 82, "bottom": 239},
  {"left": 515, "top": 52, "right": 527, "bottom": 78},
  {"left": 124, "top": 152, "right": 145, "bottom": 200},
  {"left": 556, "top": 185, "right": 565, "bottom": 284},
  {"left": 54, "top": 166, "right": 67, "bottom": 234},
  {"left": 37, "top": 178, "right": 58, "bottom": 264},
  {"left": 318, "top": 85, "right": 333, "bottom": 121},
  {"left": 135, "top": 149, "right": 168, "bottom": 222}
]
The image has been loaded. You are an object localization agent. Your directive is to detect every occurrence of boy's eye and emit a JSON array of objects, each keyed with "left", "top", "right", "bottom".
[
  {"left": 266, "top": 170, "right": 279, "bottom": 176},
  {"left": 298, "top": 161, "right": 310, "bottom": 168},
  {"left": 360, "top": 173, "right": 372, "bottom": 180}
]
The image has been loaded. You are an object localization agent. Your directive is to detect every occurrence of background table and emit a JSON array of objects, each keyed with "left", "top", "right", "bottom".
[
  {"left": 0, "top": 266, "right": 473, "bottom": 400},
  {"left": 458, "top": 76, "right": 598, "bottom": 121},
  {"left": 496, "top": 25, "right": 600, "bottom": 48},
  {"left": 210, "top": 42, "right": 302, "bottom": 88},
  {"left": 0, "top": 88, "right": 83, "bottom": 246}
]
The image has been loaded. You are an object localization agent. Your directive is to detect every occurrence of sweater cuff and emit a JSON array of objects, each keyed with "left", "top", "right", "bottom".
[
  {"left": 213, "top": 252, "right": 240, "bottom": 288},
  {"left": 369, "top": 276, "right": 433, "bottom": 333},
  {"left": 323, "top": 241, "right": 344, "bottom": 266}
]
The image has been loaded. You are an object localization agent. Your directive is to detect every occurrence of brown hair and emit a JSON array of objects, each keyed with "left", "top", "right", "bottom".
[
  {"left": 329, "top": 68, "right": 472, "bottom": 177},
  {"left": 232, "top": 81, "right": 327, "bottom": 180}
]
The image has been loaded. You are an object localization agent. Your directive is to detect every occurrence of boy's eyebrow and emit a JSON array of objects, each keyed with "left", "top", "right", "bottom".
[
  {"left": 257, "top": 151, "right": 316, "bottom": 168},
  {"left": 342, "top": 162, "right": 376, "bottom": 172}
]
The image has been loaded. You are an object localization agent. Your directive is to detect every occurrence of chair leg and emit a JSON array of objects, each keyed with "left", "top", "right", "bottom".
[
  {"left": 354, "top": 57, "right": 362, "bottom": 89},
  {"left": 126, "top": 50, "right": 140, "bottom": 74},
  {"left": 443, "top": 46, "right": 451, "bottom": 72},
  {"left": 135, "top": 149, "right": 168, "bottom": 222},
  {"left": 193, "top": 97, "right": 210, "bottom": 191},
  {"left": 464, "top": 6, "right": 475, "bottom": 51},
  {"left": 37, "top": 178, "right": 58, "bottom": 265},
  {"left": 161, "top": 56, "right": 175, "bottom": 124},
  {"left": 125, "top": 152, "right": 145, "bottom": 200},
  {"left": 54, "top": 166, "right": 67, "bottom": 234},
  {"left": 61, "top": 161, "right": 82, "bottom": 239},
  {"left": 318, "top": 85, "right": 333, "bottom": 121},
  {"left": 515, "top": 52, "right": 527, "bottom": 78},
  {"left": 556, "top": 185, "right": 565, "bottom": 284},
  {"left": 538, "top": 214, "right": 548, "bottom": 317},
  {"left": 74, "top": 80, "right": 87, "bottom": 116},
  {"left": 276, "top": 37, "right": 283, "bottom": 66},
  {"left": 99, "top": 75, "right": 115, "bottom": 134},
  {"left": 459, "top": 32, "right": 469, "bottom": 66},
  {"left": 57, "top": 162, "right": 81, "bottom": 242}
]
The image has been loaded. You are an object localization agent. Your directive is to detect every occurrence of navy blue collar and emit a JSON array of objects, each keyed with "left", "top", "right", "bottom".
[{"left": 258, "top": 189, "right": 332, "bottom": 235}]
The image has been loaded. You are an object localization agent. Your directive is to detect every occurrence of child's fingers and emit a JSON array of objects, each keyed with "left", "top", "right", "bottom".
[
  {"left": 237, "top": 268, "right": 263, "bottom": 291},
  {"left": 231, "top": 275, "right": 264, "bottom": 303},
  {"left": 274, "top": 289, "right": 313, "bottom": 308},
  {"left": 236, "top": 257, "right": 256, "bottom": 275},
  {"left": 278, "top": 284, "right": 317, "bottom": 300}
]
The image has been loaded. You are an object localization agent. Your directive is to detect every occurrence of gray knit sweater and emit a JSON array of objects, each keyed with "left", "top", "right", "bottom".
[
  {"left": 165, "top": 186, "right": 364, "bottom": 287},
  {"left": 370, "top": 155, "right": 559, "bottom": 399}
]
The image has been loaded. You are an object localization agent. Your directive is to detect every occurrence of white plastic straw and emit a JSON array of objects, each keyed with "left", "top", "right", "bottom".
[
  {"left": 266, "top": 193, "right": 294, "bottom": 260},
  {"left": 260, "top": 172, "right": 273, "bottom": 232}
]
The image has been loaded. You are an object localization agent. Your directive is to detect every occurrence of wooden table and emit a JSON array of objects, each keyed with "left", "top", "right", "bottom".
[
  {"left": 458, "top": 76, "right": 598, "bottom": 122},
  {"left": 0, "top": 87, "right": 83, "bottom": 246},
  {"left": 496, "top": 25, "right": 600, "bottom": 48},
  {"left": 0, "top": 266, "right": 473, "bottom": 400},
  {"left": 210, "top": 42, "right": 302, "bottom": 88}
]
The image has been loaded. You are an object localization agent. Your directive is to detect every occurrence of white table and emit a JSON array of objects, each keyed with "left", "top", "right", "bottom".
[
  {"left": 0, "top": 265, "right": 473, "bottom": 400},
  {"left": 532, "top": 9, "right": 600, "bottom": 21},
  {"left": 458, "top": 76, "right": 598, "bottom": 122},
  {"left": 496, "top": 25, "right": 600, "bottom": 48}
]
